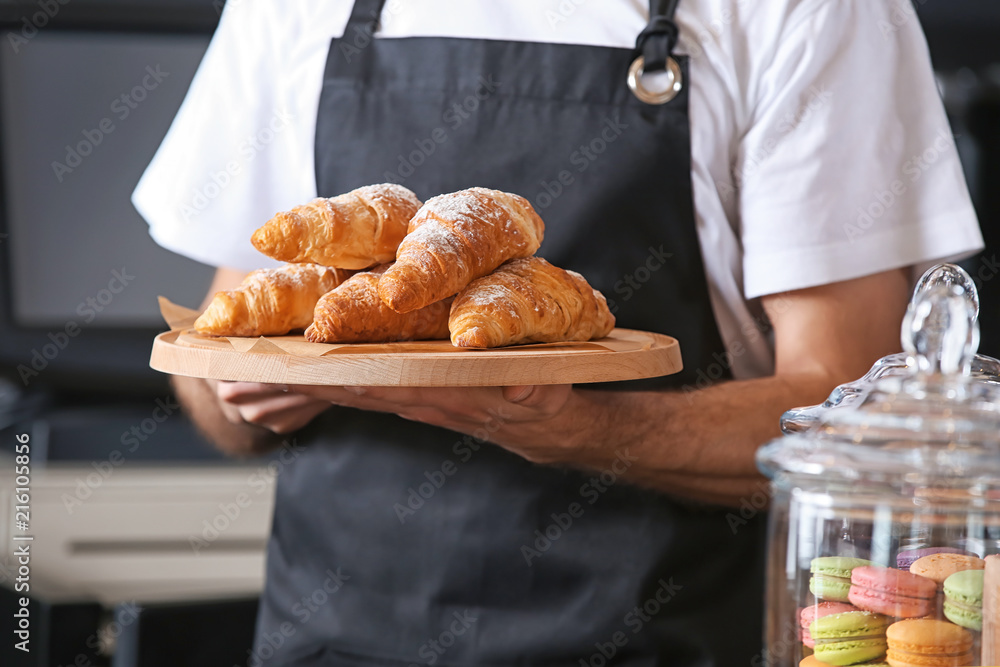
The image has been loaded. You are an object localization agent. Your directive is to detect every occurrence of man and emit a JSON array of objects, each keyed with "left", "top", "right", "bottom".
[{"left": 134, "top": 0, "right": 983, "bottom": 664}]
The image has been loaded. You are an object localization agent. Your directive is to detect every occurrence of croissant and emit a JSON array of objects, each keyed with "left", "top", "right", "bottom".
[
  {"left": 194, "top": 264, "right": 350, "bottom": 337},
  {"left": 449, "top": 257, "right": 615, "bottom": 348},
  {"left": 306, "top": 265, "right": 451, "bottom": 343},
  {"left": 251, "top": 183, "right": 422, "bottom": 270},
  {"left": 377, "top": 187, "right": 545, "bottom": 313}
]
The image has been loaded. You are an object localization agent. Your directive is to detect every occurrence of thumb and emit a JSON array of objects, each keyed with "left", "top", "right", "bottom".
[
  {"left": 504, "top": 385, "right": 569, "bottom": 409},
  {"left": 502, "top": 384, "right": 574, "bottom": 412},
  {"left": 502, "top": 385, "right": 536, "bottom": 404}
]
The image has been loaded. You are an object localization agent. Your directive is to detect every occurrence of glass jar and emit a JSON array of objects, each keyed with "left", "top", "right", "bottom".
[{"left": 757, "top": 264, "right": 1000, "bottom": 667}]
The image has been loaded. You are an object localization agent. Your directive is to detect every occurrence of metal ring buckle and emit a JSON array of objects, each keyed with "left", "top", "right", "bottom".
[{"left": 627, "top": 55, "right": 683, "bottom": 105}]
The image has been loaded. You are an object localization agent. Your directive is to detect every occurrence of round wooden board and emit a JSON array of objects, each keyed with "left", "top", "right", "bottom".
[{"left": 149, "top": 328, "right": 682, "bottom": 387}]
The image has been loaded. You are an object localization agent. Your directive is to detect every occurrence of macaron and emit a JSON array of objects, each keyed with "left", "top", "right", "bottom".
[
  {"left": 800, "top": 601, "right": 857, "bottom": 648},
  {"left": 896, "top": 548, "right": 973, "bottom": 571},
  {"left": 909, "top": 553, "right": 985, "bottom": 585},
  {"left": 849, "top": 566, "right": 936, "bottom": 618},
  {"left": 885, "top": 619, "right": 973, "bottom": 667},
  {"left": 943, "top": 569, "right": 984, "bottom": 631},
  {"left": 810, "top": 611, "right": 890, "bottom": 666},
  {"left": 811, "top": 557, "right": 874, "bottom": 602},
  {"left": 799, "top": 657, "right": 889, "bottom": 667}
]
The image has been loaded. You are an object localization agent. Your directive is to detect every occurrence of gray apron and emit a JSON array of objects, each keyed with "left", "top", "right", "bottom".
[{"left": 254, "top": 1, "right": 765, "bottom": 664}]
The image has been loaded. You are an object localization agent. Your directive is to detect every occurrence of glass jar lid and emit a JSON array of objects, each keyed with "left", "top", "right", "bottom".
[
  {"left": 758, "top": 264, "right": 1000, "bottom": 485},
  {"left": 780, "top": 264, "right": 1000, "bottom": 436}
]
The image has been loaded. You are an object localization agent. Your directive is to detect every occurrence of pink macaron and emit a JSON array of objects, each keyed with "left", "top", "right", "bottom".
[
  {"left": 799, "top": 601, "right": 856, "bottom": 647},
  {"left": 849, "top": 565, "right": 936, "bottom": 618}
]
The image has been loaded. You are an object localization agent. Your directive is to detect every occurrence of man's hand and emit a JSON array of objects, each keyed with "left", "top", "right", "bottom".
[
  {"left": 171, "top": 267, "right": 334, "bottom": 457},
  {"left": 172, "top": 376, "right": 332, "bottom": 458},
  {"left": 289, "top": 268, "right": 911, "bottom": 506},
  {"left": 289, "top": 384, "right": 585, "bottom": 464},
  {"left": 212, "top": 380, "right": 332, "bottom": 434}
]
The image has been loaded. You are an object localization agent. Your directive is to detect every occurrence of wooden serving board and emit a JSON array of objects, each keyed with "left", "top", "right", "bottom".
[{"left": 149, "top": 328, "right": 682, "bottom": 387}]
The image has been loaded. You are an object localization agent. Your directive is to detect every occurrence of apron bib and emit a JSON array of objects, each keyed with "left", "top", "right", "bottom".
[{"left": 256, "top": 2, "right": 765, "bottom": 665}]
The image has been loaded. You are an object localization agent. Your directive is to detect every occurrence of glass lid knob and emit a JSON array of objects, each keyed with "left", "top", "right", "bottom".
[
  {"left": 912, "top": 262, "right": 979, "bottom": 320},
  {"left": 902, "top": 269, "right": 980, "bottom": 378}
]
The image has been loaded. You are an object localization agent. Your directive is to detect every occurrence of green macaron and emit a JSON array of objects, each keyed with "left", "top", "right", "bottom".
[
  {"left": 944, "top": 569, "right": 984, "bottom": 631},
  {"left": 810, "top": 611, "right": 890, "bottom": 666},
  {"left": 810, "top": 557, "right": 874, "bottom": 602}
]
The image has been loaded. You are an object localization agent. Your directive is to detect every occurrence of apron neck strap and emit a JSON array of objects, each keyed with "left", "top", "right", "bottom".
[
  {"left": 347, "top": 0, "right": 389, "bottom": 34},
  {"left": 635, "top": 0, "right": 681, "bottom": 72}
]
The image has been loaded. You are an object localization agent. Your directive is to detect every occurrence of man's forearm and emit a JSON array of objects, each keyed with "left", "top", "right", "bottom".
[
  {"left": 569, "top": 372, "right": 840, "bottom": 506},
  {"left": 171, "top": 375, "right": 285, "bottom": 457},
  {"left": 288, "top": 270, "right": 908, "bottom": 508}
]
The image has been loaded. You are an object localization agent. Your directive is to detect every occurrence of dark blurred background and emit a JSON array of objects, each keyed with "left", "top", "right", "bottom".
[
  {"left": 0, "top": 4, "right": 253, "bottom": 666},
  {"left": 1, "top": 0, "right": 1000, "bottom": 665}
]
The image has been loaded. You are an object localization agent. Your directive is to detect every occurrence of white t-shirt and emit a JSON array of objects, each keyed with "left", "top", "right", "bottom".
[{"left": 133, "top": 0, "right": 983, "bottom": 379}]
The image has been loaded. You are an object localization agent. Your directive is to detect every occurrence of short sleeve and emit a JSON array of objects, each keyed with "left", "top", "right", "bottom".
[
  {"left": 131, "top": 0, "right": 322, "bottom": 270},
  {"left": 736, "top": 0, "right": 983, "bottom": 299}
]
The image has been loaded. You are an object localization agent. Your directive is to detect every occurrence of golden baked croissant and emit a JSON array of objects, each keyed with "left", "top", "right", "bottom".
[
  {"left": 194, "top": 264, "right": 350, "bottom": 337},
  {"left": 306, "top": 265, "right": 451, "bottom": 343},
  {"left": 377, "top": 187, "right": 545, "bottom": 313},
  {"left": 250, "top": 183, "right": 422, "bottom": 270},
  {"left": 449, "top": 257, "right": 615, "bottom": 348}
]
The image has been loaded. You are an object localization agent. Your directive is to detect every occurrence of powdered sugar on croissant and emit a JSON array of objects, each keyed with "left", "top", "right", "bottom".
[
  {"left": 449, "top": 257, "right": 614, "bottom": 348},
  {"left": 377, "top": 188, "right": 545, "bottom": 313}
]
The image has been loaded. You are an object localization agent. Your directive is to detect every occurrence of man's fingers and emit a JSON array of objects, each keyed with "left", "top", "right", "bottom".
[
  {"left": 264, "top": 401, "right": 332, "bottom": 434},
  {"left": 215, "top": 381, "right": 290, "bottom": 404},
  {"left": 290, "top": 384, "right": 429, "bottom": 406},
  {"left": 218, "top": 399, "right": 247, "bottom": 426},
  {"left": 238, "top": 393, "right": 329, "bottom": 425},
  {"left": 291, "top": 384, "right": 571, "bottom": 418}
]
